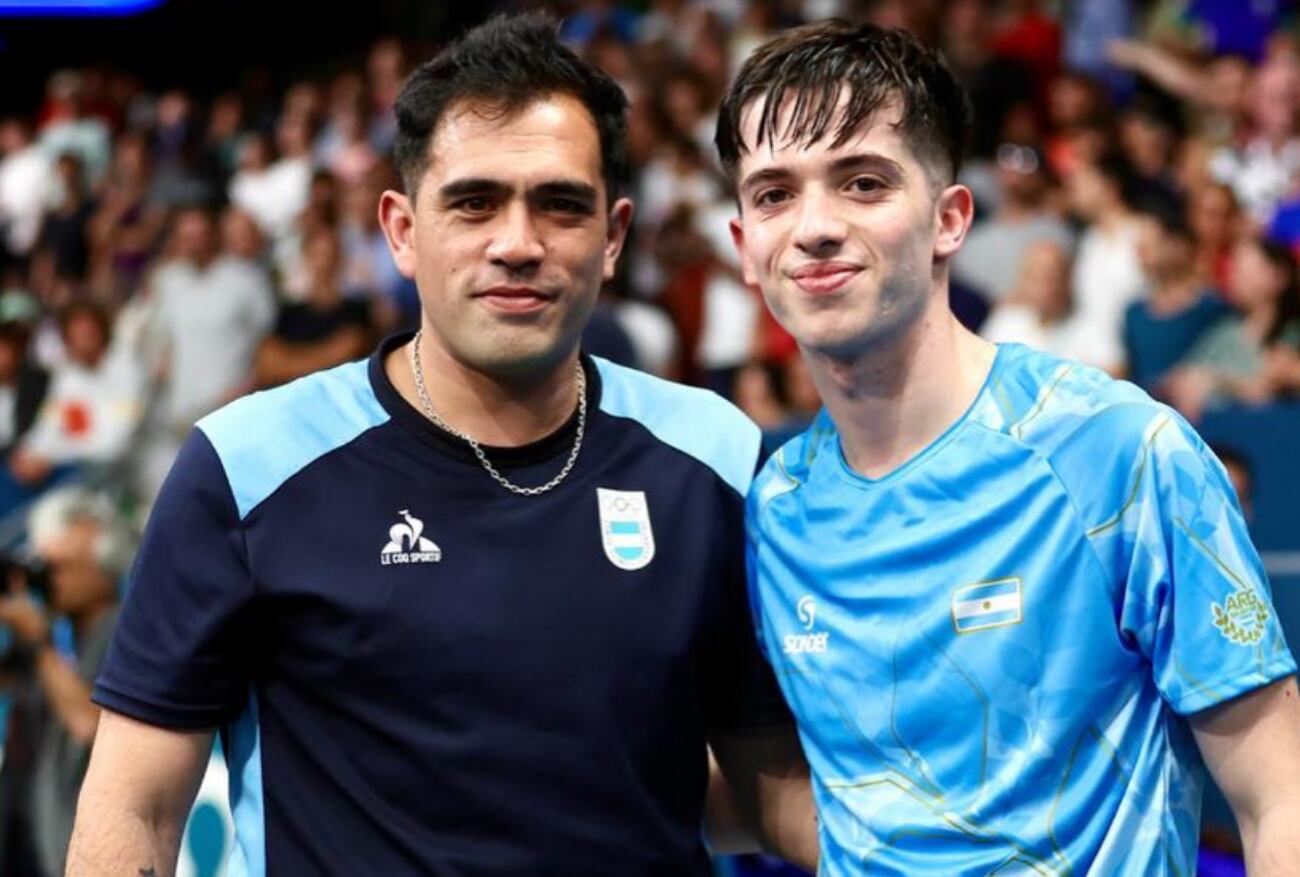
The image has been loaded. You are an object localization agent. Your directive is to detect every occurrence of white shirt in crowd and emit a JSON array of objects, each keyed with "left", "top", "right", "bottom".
[
  {"left": 0, "top": 145, "right": 53, "bottom": 255},
  {"left": 1070, "top": 220, "right": 1145, "bottom": 372},
  {"left": 20, "top": 345, "right": 145, "bottom": 466},
  {"left": 149, "top": 255, "right": 275, "bottom": 428},
  {"left": 1210, "top": 137, "right": 1300, "bottom": 224},
  {"left": 981, "top": 304, "right": 1098, "bottom": 368}
]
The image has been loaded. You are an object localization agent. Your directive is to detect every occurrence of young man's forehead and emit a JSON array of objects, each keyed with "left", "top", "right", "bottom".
[{"left": 736, "top": 91, "right": 908, "bottom": 164}]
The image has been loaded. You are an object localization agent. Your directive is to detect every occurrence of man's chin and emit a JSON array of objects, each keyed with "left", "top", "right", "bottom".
[{"left": 457, "top": 337, "right": 577, "bottom": 381}]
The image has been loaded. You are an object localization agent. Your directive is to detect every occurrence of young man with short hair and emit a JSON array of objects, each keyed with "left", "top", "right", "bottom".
[{"left": 721, "top": 20, "right": 1300, "bottom": 876}]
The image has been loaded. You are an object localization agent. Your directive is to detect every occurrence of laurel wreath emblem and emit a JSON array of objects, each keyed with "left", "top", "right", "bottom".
[{"left": 1211, "top": 588, "right": 1270, "bottom": 646}]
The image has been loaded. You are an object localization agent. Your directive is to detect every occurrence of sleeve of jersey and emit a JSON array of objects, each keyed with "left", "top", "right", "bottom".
[
  {"left": 702, "top": 478, "right": 793, "bottom": 731},
  {"left": 92, "top": 429, "right": 257, "bottom": 729},
  {"left": 1117, "top": 414, "right": 1297, "bottom": 716}
]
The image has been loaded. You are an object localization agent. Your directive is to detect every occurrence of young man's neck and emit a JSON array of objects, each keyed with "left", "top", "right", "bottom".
[
  {"left": 807, "top": 295, "right": 997, "bottom": 480},
  {"left": 387, "top": 328, "right": 583, "bottom": 448}
]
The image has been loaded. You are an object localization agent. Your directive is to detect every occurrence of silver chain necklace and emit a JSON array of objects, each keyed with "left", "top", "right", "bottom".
[{"left": 408, "top": 330, "right": 586, "bottom": 496}]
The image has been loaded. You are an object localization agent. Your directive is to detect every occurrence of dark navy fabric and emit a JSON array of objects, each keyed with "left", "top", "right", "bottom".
[{"left": 93, "top": 333, "right": 786, "bottom": 876}]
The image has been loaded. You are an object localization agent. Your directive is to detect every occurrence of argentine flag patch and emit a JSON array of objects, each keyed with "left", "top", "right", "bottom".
[
  {"left": 597, "top": 488, "right": 655, "bottom": 571},
  {"left": 952, "top": 578, "right": 1023, "bottom": 634}
]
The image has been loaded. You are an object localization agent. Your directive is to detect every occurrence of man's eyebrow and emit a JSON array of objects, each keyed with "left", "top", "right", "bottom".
[
  {"left": 739, "top": 167, "right": 793, "bottom": 197},
  {"left": 827, "top": 152, "right": 906, "bottom": 178},
  {"left": 739, "top": 152, "right": 907, "bottom": 197},
  {"left": 437, "top": 178, "right": 511, "bottom": 201},
  {"left": 531, "top": 180, "right": 598, "bottom": 204}
]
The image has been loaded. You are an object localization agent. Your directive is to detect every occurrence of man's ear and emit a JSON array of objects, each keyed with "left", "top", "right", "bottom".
[
  {"left": 729, "top": 215, "right": 758, "bottom": 287},
  {"left": 603, "top": 197, "right": 635, "bottom": 280},
  {"left": 378, "top": 189, "right": 418, "bottom": 279},
  {"left": 933, "top": 183, "right": 974, "bottom": 262}
]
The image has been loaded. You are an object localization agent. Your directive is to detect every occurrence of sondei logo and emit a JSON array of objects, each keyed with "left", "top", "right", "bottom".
[{"left": 784, "top": 595, "right": 830, "bottom": 655}]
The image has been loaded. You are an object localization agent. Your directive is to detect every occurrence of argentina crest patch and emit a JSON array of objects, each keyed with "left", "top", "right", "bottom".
[{"left": 597, "top": 488, "right": 655, "bottom": 571}]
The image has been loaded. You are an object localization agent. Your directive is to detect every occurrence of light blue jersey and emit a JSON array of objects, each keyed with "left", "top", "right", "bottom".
[{"left": 748, "top": 343, "right": 1295, "bottom": 876}]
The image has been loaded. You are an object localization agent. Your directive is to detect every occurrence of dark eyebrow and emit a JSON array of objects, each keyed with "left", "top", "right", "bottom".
[
  {"left": 438, "top": 178, "right": 510, "bottom": 202},
  {"left": 739, "top": 167, "right": 793, "bottom": 198},
  {"left": 827, "top": 153, "right": 906, "bottom": 179},
  {"left": 532, "top": 180, "right": 598, "bottom": 206},
  {"left": 436, "top": 178, "right": 599, "bottom": 209},
  {"left": 740, "top": 152, "right": 907, "bottom": 198}
]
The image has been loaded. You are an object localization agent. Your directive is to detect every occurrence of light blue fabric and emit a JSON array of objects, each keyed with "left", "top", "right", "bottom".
[
  {"left": 197, "top": 359, "right": 388, "bottom": 520},
  {"left": 594, "top": 356, "right": 760, "bottom": 496},
  {"left": 748, "top": 343, "right": 1295, "bottom": 876},
  {"left": 225, "top": 690, "right": 265, "bottom": 877}
]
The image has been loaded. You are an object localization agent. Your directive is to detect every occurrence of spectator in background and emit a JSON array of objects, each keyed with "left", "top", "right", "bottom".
[
  {"left": 317, "top": 92, "right": 378, "bottom": 186},
  {"left": 201, "top": 92, "right": 245, "bottom": 188},
  {"left": 940, "top": 0, "right": 1035, "bottom": 163},
  {"left": 1124, "top": 204, "right": 1229, "bottom": 392},
  {"left": 31, "top": 155, "right": 94, "bottom": 309},
  {"left": 0, "top": 120, "right": 53, "bottom": 281},
  {"left": 228, "top": 112, "right": 314, "bottom": 249},
  {"left": 339, "top": 171, "right": 417, "bottom": 332},
  {"left": 0, "top": 486, "right": 133, "bottom": 877},
  {"left": 1117, "top": 96, "right": 1183, "bottom": 216},
  {"left": 218, "top": 205, "right": 266, "bottom": 267},
  {"left": 952, "top": 142, "right": 1073, "bottom": 304},
  {"left": 0, "top": 293, "right": 48, "bottom": 461},
  {"left": 147, "top": 90, "right": 216, "bottom": 210},
  {"left": 141, "top": 206, "right": 273, "bottom": 489},
  {"left": 981, "top": 239, "right": 1094, "bottom": 362},
  {"left": 1044, "top": 70, "right": 1112, "bottom": 178},
  {"left": 1165, "top": 236, "right": 1300, "bottom": 419},
  {"left": 1208, "top": 55, "right": 1300, "bottom": 225},
  {"left": 603, "top": 283, "right": 679, "bottom": 378},
  {"left": 1064, "top": 153, "right": 1146, "bottom": 373},
  {"left": 7, "top": 301, "right": 143, "bottom": 504},
  {"left": 1189, "top": 182, "right": 1241, "bottom": 292},
  {"left": 366, "top": 38, "right": 406, "bottom": 153},
  {"left": 36, "top": 72, "right": 111, "bottom": 190},
  {"left": 253, "top": 225, "right": 371, "bottom": 389},
  {"left": 87, "top": 132, "right": 165, "bottom": 304}
]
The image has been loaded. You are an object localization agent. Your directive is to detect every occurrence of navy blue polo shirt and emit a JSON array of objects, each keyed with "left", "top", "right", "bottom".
[{"left": 93, "top": 334, "right": 789, "bottom": 876}]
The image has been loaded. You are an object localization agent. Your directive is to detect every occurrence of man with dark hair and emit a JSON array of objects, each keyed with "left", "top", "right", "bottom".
[
  {"left": 65, "top": 14, "right": 816, "bottom": 877},
  {"left": 1125, "top": 202, "right": 1230, "bottom": 391},
  {"left": 722, "top": 19, "right": 1300, "bottom": 876},
  {"left": 1064, "top": 152, "right": 1147, "bottom": 374}
]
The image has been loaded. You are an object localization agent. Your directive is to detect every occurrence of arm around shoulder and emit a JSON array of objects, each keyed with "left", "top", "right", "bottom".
[{"left": 65, "top": 708, "right": 213, "bottom": 877}]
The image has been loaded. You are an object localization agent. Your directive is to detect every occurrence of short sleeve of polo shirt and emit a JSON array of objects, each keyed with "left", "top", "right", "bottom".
[
  {"left": 93, "top": 429, "right": 256, "bottom": 728},
  {"left": 701, "top": 487, "right": 793, "bottom": 732},
  {"left": 1114, "top": 412, "right": 1296, "bottom": 715}
]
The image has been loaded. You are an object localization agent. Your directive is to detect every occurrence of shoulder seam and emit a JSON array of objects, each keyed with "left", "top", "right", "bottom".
[{"left": 969, "top": 420, "right": 1122, "bottom": 604}]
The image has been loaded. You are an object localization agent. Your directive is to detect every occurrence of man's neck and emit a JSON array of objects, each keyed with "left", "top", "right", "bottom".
[
  {"left": 808, "top": 298, "right": 997, "bottom": 480},
  {"left": 387, "top": 329, "right": 582, "bottom": 448}
]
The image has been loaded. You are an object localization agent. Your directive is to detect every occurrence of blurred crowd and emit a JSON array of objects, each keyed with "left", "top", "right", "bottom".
[{"left": 0, "top": 0, "right": 1294, "bottom": 526}]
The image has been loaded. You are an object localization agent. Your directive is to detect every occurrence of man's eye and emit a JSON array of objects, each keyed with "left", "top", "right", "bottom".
[
  {"left": 458, "top": 197, "right": 494, "bottom": 213},
  {"left": 849, "top": 177, "right": 884, "bottom": 194},
  {"left": 546, "top": 197, "right": 588, "bottom": 214},
  {"left": 755, "top": 189, "right": 790, "bottom": 207}
]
